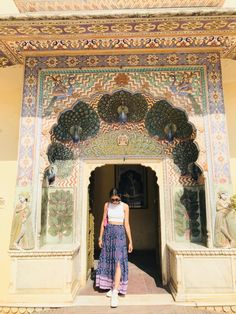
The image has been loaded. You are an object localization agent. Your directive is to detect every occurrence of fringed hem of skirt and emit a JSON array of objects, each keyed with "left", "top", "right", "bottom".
[{"left": 96, "top": 275, "right": 128, "bottom": 295}]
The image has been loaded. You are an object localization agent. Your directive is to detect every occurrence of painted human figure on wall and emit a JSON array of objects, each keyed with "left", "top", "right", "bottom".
[
  {"left": 10, "top": 192, "right": 34, "bottom": 250},
  {"left": 225, "top": 194, "right": 236, "bottom": 247},
  {"left": 214, "top": 191, "right": 233, "bottom": 248}
]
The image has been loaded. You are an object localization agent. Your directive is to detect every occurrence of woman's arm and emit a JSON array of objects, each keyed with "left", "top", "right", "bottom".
[
  {"left": 124, "top": 203, "right": 133, "bottom": 253},
  {"left": 98, "top": 202, "right": 108, "bottom": 248}
]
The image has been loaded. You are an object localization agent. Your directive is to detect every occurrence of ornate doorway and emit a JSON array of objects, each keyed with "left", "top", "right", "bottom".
[
  {"left": 78, "top": 159, "right": 166, "bottom": 289},
  {"left": 86, "top": 164, "right": 162, "bottom": 291}
]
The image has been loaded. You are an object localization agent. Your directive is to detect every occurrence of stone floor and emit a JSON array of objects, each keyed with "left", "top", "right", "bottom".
[
  {"left": 79, "top": 250, "right": 168, "bottom": 295},
  {"left": 37, "top": 251, "right": 227, "bottom": 313}
]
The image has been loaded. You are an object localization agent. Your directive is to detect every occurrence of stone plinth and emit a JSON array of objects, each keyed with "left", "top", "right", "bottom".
[
  {"left": 8, "top": 245, "right": 80, "bottom": 303},
  {"left": 167, "top": 243, "right": 236, "bottom": 303}
]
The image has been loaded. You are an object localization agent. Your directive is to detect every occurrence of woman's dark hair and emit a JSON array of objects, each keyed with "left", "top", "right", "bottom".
[{"left": 109, "top": 187, "right": 121, "bottom": 198}]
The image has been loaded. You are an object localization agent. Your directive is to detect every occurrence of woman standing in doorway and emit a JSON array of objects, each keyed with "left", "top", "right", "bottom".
[{"left": 96, "top": 187, "right": 133, "bottom": 308}]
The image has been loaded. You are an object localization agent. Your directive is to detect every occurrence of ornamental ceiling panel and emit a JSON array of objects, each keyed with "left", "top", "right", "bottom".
[
  {"left": 14, "top": 0, "right": 225, "bottom": 13},
  {"left": 0, "top": 13, "right": 236, "bottom": 67}
]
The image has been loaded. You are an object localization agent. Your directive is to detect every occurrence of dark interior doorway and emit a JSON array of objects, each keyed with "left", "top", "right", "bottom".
[{"left": 86, "top": 164, "right": 164, "bottom": 294}]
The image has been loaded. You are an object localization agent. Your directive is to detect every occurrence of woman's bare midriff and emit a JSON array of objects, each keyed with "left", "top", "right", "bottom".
[{"left": 108, "top": 221, "right": 124, "bottom": 225}]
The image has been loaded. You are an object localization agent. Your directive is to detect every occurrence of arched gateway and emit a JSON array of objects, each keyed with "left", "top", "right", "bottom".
[{"left": 8, "top": 58, "right": 233, "bottom": 304}]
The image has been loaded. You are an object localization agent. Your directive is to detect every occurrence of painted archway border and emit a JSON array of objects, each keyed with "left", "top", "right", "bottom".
[
  {"left": 12, "top": 51, "right": 231, "bottom": 251},
  {"left": 19, "top": 52, "right": 229, "bottom": 187}
]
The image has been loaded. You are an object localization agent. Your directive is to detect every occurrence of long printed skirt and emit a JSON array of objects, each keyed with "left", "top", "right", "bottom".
[{"left": 95, "top": 224, "right": 128, "bottom": 295}]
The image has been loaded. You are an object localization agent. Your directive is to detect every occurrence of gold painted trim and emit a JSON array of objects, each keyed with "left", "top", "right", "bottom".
[
  {"left": 0, "top": 40, "right": 21, "bottom": 64},
  {"left": 1, "top": 29, "right": 236, "bottom": 41},
  {"left": 0, "top": 14, "right": 236, "bottom": 65},
  {"left": 21, "top": 46, "right": 223, "bottom": 57},
  {"left": 1, "top": 13, "right": 236, "bottom": 22}
]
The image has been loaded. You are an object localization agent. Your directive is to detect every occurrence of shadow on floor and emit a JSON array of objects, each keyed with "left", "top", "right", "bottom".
[
  {"left": 87, "top": 249, "right": 170, "bottom": 295},
  {"left": 128, "top": 250, "right": 162, "bottom": 287}
]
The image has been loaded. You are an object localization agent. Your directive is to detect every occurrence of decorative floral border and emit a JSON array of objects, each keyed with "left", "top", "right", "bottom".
[{"left": 1, "top": 15, "right": 236, "bottom": 66}]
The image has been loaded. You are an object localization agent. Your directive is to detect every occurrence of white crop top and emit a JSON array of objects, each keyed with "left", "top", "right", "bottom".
[{"left": 107, "top": 201, "right": 125, "bottom": 223}]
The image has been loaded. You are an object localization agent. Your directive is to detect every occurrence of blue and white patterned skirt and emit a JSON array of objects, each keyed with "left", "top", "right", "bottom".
[{"left": 95, "top": 224, "right": 128, "bottom": 294}]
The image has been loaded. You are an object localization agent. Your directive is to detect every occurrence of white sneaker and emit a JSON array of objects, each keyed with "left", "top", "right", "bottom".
[
  {"left": 110, "top": 289, "right": 118, "bottom": 308},
  {"left": 106, "top": 289, "right": 113, "bottom": 297}
]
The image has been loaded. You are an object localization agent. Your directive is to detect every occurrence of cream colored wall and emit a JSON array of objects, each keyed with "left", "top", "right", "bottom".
[
  {"left": 0, "top": 65, "right": 23, "bottom": 301},
  {"left": 221, "top": 59, "right": 236, "bottom": 195},
  {"left": 93, "top": 165, "right": 158, "bottom": 251},
  {"left": 0, "top": 0, "right": 19, "bottom": 15}
]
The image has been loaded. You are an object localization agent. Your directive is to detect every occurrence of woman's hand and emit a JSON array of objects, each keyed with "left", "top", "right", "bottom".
[
  {"left": 98, "top": 239, "right": 103, "bottom": 248},
  {"left": 128, "top": 242, "right": 133, "bottom": 253}
]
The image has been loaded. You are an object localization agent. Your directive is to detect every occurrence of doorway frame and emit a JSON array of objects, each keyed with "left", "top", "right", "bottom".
[{"left": 77, "top": 158, "right": 167, "bottom": 288}]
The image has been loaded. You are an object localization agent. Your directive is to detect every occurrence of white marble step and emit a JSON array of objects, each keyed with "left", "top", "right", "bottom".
[{"left": 73, "top": 293, "right": 175, "bottom": 306}]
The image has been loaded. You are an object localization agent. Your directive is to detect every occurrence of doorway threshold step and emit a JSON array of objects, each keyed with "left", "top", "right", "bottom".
[{"left": 74, "top": 293, "right": 174, "bottom": 306}]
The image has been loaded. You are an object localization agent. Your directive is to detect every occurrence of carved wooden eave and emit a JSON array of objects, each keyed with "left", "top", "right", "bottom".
[{"left": 0, "top": 12, "right": 236, "bottom": 67}]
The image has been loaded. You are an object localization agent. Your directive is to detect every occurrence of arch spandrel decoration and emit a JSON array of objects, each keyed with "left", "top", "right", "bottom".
[
  {"left": 38, "top": 68, "right": 206, "bottom": 177},
  {"left": 10, "top": 53, "right": 231, "bottom": 251},
  {"left": 44, "top": 83, "right": 203, "bottom": 247},
  {"left": 79, "top": 129, "right": 164, "bottom": 158}
]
